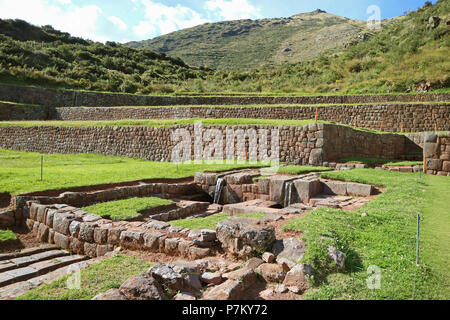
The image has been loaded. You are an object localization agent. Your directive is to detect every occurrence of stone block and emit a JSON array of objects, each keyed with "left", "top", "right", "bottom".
[
  {"left": 294, "top": 179, "right": 322, "bottom": 204},
  {"left": 69, "top": 237, "right": 84, "bottom": 255},
  {"left": 107, "top": 228, "right": 124, "bottom": 245},
  {"left": 53, "top": 232, "right": 70, "bottom": 250},
  {"left": 84, "top": 242, "right": 98, "bottom": 258},
  {"left": 322, "top": 181, "right": 347, "bottom": 196},
  {"left": 78, "top": 223, "right": 95, "bottom": 243},
  {"left": 120, "top": 231, "right": 144, "bottom": 249},
  {"left": 53, "top": 212, "right": 76, "bottom": 236},
  {"left": 94, "top": 228, "right": 108, "bottom": 244},
  {"left": 346, "top": 183, "right": 373, "bottom": 196}
]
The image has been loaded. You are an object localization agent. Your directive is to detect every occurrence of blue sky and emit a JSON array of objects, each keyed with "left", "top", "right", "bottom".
[{"left": 0, "top": 0, "right": 437, "bottom": 43}]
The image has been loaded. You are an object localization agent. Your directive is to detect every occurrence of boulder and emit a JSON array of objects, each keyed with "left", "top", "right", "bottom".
[
  {"left": 328, "top": 246, "right": 346, "bottom": 269},
  {"left": 282, "top": 263, "right": 314, "bottom": 294},
  {"left": 202, "top": 280, "right": 244, "bottom": 300},
  {"left": 346, "top": 183, "right": 373, "bottom": 196},
  {"left": 92, "top": 289, "right": 128, "bottom": 300},
  {"left": 245, "top": 257, "right": 264, "bottom": 270},
  {"left": 273, "top": 238, "right": 306, "bottom": 270},
  {"left": 255, "top": 264, "right": 286, "bottom": 283},
  {"left": 262, "top": 252, "right": 275, "bottom": 263},
  {"left": 119, "top": 274, "right": 165, "bottom": 300},
  {"left": 174, "top": 292, "right": 197, "bottom": 300},
  {"left": 149, "top": 262, "right": 202, "bottom": 294},
  {"left": 200, "top": 272, "right": 223, "bottom": 285},
  {"left": 216, "top": 217, "right": 276, "bottom": 258}
]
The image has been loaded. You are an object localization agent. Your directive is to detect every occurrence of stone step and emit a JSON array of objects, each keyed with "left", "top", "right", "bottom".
[
  {"left": 28, "top": 255, "right": 88, "bottom": 276},
  {"left": 0, "top": 254, "right": 86, "bottom": 288},
  {"left": 0, "top": 250, "right": 70, "bottom": 273},
  {"left": 0, "top": 244, "right": 58, "bottom": 262},
  {"left": 0, "top": 254, "right": 111, "bottom": 300}
]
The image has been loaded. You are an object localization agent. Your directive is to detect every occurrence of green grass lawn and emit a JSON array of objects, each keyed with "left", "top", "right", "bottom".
[
  {"left": 82, "top": 197, "right": 174, "bottom": 221},
  {"left": 340, "top": 157, "right": 422, "bottom": 166},
  {"left": 0, "top": 230, "right": 17, "bottom": 242},
  {"left": 0, "top": 149, "right": 267, "bottom": 195},
  {"left": 283, "top": 169, "right": 449, "bottom": 300},
  {"left": 0, "top": 118, "right": 320, "bottom": 128},
  {"left": 170, "top": 212, "right": 267, "bottom": 231},
  {"left": 277, "top": 165, "right": 333, "bottom": 175},
  {"left": 17, "top": 254, "right": 151, "bottom": 300}
]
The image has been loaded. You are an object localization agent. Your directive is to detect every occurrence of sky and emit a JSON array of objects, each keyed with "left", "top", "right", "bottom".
[{"left": 0, "top": 0, "right": 438, "bottom": 43}]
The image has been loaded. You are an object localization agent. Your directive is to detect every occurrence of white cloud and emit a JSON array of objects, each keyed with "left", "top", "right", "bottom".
[
  {"left": 133, "top": 0, "right": 209, "bottom": 38},
  {"left": 0, "top": 0, "right": 108, "bottom": 42},
  {"left": 108, "top": 16, "right": 128, "bottom": 32},
  {"left": 205, "top": 0, "right": 261, "bottom": 20}
]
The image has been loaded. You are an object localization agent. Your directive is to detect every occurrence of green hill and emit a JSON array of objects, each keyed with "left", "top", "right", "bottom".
[
  {"left": 127, "top": 9, "right": 367, "bottom": 70},
  {"left": 0, "top": 19, "right": 205, "bottom": 94}
]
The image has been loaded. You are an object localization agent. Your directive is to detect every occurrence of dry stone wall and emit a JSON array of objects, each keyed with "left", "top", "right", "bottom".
[
  {"left": 53, "top": 103, "right": 450, "bottom": 133},
  {"left": 423, "top": 133, "right": 450, "bottom": 176},
  {"left": 0, "top": 84, "right": 448, "bottom": 107},
  {"left": 0, "top": 123, "right": 415, "bottom": 166}
]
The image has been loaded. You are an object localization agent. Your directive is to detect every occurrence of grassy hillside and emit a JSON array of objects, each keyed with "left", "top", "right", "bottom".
[
  {"left": 0, "top": 1, "right": 448, "bottom": 95},
  {"left": 172, "top": 0, "right": 449, "bottom": 94},
  {"left": 128, "top": 10, "right": 366, "bottom": 70},
  {"left": 0, "top": 19, "right": 205, "bottom": 94}
]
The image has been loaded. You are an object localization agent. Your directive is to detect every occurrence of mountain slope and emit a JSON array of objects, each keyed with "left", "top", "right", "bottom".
[
  {"left": 0, "top": 19, "right": 205, "bottom": 94},
  {"left": 128, "top": 10, "right": 367, "bottom": 69}
]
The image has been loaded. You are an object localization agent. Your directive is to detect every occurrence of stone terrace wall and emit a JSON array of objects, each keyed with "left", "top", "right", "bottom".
[
  {"left": 0, "top": 84, "right": 449, "bottom": 107},
  {"left": 0, "top": 124, "right": 414, "bottom": 166},
  {"left": 423, "top": 133, "right": 450, "bottom": 176},
  {"left": 53, "top": 103, "right": 450, "bottom": 133},
  {"left": 0, "top": 103, "right": 53, "bottom": 121}
]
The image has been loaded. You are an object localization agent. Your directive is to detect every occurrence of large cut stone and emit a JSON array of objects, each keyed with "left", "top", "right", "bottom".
[
  {"left": 346, "top": 183, "right": 373, "bottom": 196},
  {"left": 216, "top": 217, "right": 276, "bottom": 258},
  {"left": 322, "top": 181, "right": 347, "bottom": 196},
  {"left": 119, "top": 274, "right": 165, "bottom": 300},
  {"left": 294, "top": 179, "right": 322, "bottom": 204}
]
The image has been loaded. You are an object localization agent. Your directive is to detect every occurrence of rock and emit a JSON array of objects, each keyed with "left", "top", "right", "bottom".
[
  {"left": 92, "top": 289, "right": 127, "bottom": 300},
  {"left": 255, "top": 264, "right": 286, "bottom": 283},
  {"left": 149, "top": 264, "right": 184, "bottom": 293},
  {"left": 282, "top": 263, "right": 314, "bottom": 294},
  {"left": 69, "top": 221, "right": 81, "bottom": 238},
  {"left": 189, "top": 229, "right": 217, "bottom": 247},
  {"left": 361, "top": 213, "right": 368, "bottom": 217},
  {"left": 216, "top": 217, "right": 276, "bottom": 258},
  {"left": 222, "top": 267, "right": 258, "bottom": 287},
  {"left": 53, "top": 232, "right": 70, "bottom": 250},
  {"left": 328, "top": 246, "right": 346, "bottom": 269},
  {"left": 200, "top": 272, "right": 223, "bottom": 286},
  {"left": 245, "top": 257, "right": 264, "bottom": 270},
  {"left": 78, "top": 223, "right": 95, "bottom": 243},
  {"left": 427, "top": 16, "right": 441, "bottom": 29},
  {"left": 275, "top": 284, "right": 288, "bottom": 293},
  {"left": 203, "top": 280, "right": 244, "bottom": 300},
  {"left": 174, "top": 292, "right": 196, "bottom": 300},
  {"left": 273, "top": 238, "right": 306, "bottom": 270},
  {"left": 262, "top": 252, "right": 275, "bottom": 263},
  {"left": 119, "top": 274, "right": 165, "bottom": 300},
  {"left": 168, "top": 226, "right": 184, "bottom": 234},
  {"left": 143, "top": 220, "right": 170, "bottom": 230},
  {"left": 53, "top": 212, "right": 76, "bottom": 236},
  {"left": 189, "top": 247, "right": 211, "bottom": 259}
]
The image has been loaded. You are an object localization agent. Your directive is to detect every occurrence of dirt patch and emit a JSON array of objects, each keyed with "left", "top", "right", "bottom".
[
  {"left": 0, "top": 192, "right": 12, "bottom": 209},
  {"left": 0, "top": 226, "right": 40, "bottom": 253}
]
